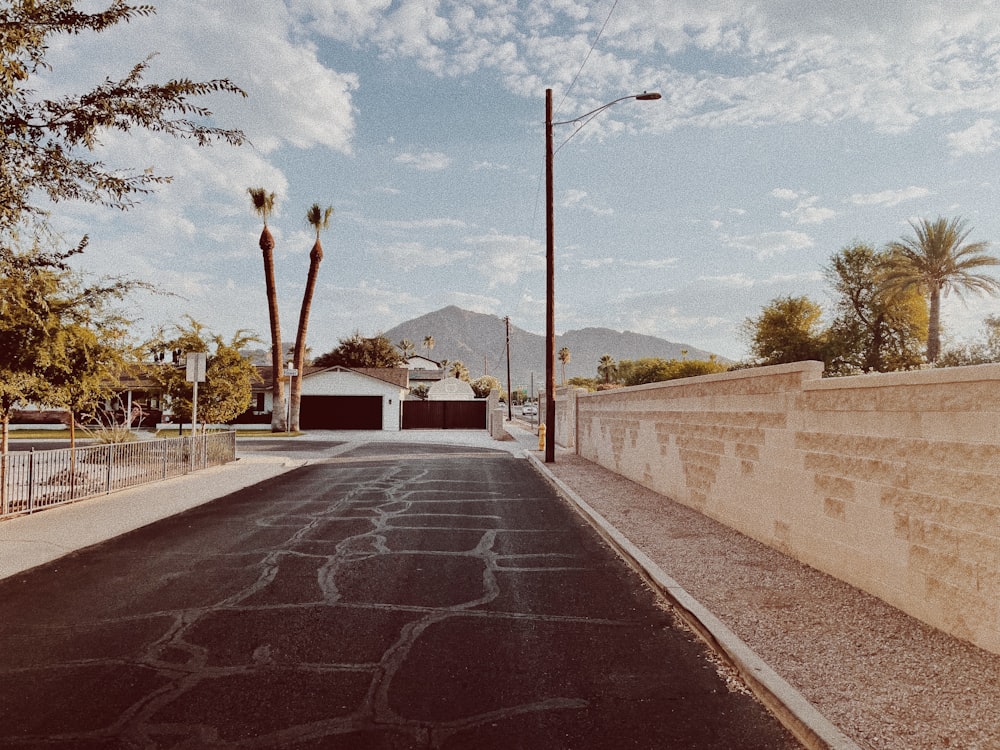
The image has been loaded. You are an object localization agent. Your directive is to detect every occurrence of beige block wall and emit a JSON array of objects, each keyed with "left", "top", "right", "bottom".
[{"left": 570, "top": 361, "right": 1000, "bottom": 655}]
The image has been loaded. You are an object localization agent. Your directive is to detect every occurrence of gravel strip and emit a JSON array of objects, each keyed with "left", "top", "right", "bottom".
[{"left": 541, "top": 451, "right": 1000, "bottom": 750}]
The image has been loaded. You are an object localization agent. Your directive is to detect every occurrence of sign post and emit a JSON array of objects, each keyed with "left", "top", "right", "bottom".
[
  {"left": 185, "top": 352, "right": 208, "bottom": 432},
  {"left": 285, "top": 363, "right": 298, "bottom": 432}
]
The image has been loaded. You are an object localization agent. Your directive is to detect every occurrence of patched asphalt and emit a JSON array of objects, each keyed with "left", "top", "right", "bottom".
[{"left": 0, "top": 440, "right": 800, "bottom": 748}]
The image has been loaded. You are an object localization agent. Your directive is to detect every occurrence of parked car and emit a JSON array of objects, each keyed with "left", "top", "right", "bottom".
[{"left": 522, "top": 404, "right": 537, "bottom": 416}]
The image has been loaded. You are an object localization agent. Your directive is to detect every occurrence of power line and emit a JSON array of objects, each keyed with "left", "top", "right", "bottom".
[{"left": 555, "top": 0, "right": 621, "bottom": 118}]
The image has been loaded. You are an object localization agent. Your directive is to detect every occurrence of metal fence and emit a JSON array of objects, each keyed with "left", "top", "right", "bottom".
[{"left": 0, "top": 431, "right": 237, "bottom": 519}]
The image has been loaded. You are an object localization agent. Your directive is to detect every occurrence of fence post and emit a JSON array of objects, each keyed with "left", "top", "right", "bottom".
[
  {"left": 106, "top": 444, "right": 113, "bottom": 494},
  {"left": 27, "top": 448, "right": 35, "bottom": 513},
  {"left": 1, "top": 452, "right": 6, "bottom": 517},
  {"left": 163, "top": 438, "right": 168, "bottom": 479}
]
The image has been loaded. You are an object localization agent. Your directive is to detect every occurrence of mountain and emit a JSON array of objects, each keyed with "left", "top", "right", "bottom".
[{"left": 383, "top": 306, "right": 723, "bottom": 393}]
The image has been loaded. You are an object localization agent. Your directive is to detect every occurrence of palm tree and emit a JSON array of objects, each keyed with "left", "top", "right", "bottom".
[
  {"left": 248, "top": 187, "right": 286, "bottom": 432},
  {"left": 883, "top": 217, "right": 1000, "bottom": 362},
  {"left": 558, "top": 346, "right": 571, "bottom": 384},
  {"left": 597, "top": 354, "right": 617, "bottom": 384},
  {"left": 398, "top": 339, "right": 415, "bottom": 359},
  {"left": 449, "top": 360, "right": 469, "bottom": 381},
  {"left": 423, "top": 335, "right": 435, "bottom": 354},
  {"left": 289, "top": 203, "right": 333, "bottom": 432}
]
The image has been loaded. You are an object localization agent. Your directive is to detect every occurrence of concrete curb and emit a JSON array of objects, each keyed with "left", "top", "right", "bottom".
[{"left": 526, "top": 452, "right": 862, "bottom": 750}]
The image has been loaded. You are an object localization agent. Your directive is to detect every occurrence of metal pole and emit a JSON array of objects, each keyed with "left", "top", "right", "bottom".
[
  {"left": 286, "top": 369, "right": 293, "bottom": 433},
  {"left": 505, "top": 316, "right": 512, "bottom": 422},
  {"left": 545, "top": 87, "right": 556, "bottom": 463},
  {"left": 192, "top": 378, "right": 199, "bottom": 434}
]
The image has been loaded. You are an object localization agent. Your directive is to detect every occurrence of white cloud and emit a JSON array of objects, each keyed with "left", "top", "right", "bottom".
[
  {"left": 722, "top": 230, "right": 815, "bottom": 259},
  {"left": 561, "top": 189, "right": 613, "bottom": 216},
  {"left": 848, "top": 186, "right": 931, "bottom": 207},
  {"left": 700, "top": 273, "right": 756, "bottom": 288},
  {"left": 464, "top": 233, "right": 545, "bottom": 287},
  {"left": 580, "top": 257, "right": 616, "bottom": 269},
  {"left": 43, "top": 2, "right": 359, "bottom": 157},
  {"left": 383, "top": 218, "right": 469, "bottom": 230},
  {"left": 369, "top": 241, "right": 471, "bottom": 271},
  {"left": 947, "top": 119, "right": 999, "bottom": 156},
  {"left": 579, "top": 256, "right": 677, "bottom": 270},
  {"left": 770, "top": 188, "right": 799, "bottom": 201},
  {"left": 282, "top": 0, "right": 1000, "bottom": 138},
  {"left": 395, "top": 151, "right": 453, "bottom": 171},
  {"left": 472, "top": 161, "right": 511, "bottom": 171},
  {"left": 771, "top": 189, "right": 836, "bottom": 224},
  {"left": 443, "top": 291, "right": 503, "bottom": 316}
]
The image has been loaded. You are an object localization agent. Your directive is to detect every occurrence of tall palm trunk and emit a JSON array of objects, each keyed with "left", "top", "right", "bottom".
[
  {"left": 927, "top": 283, "right": 941, "bottom": 363},
  {"left": 289, "top": 239, "right": 323, "bottom": 431},
  {"left": 261, "top": 225, "right": 286, "bottom": 432}
]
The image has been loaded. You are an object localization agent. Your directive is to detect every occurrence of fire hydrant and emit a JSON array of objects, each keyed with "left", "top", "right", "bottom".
[{"left": 538, "top": 424, "right": 546, "bottom": 451}]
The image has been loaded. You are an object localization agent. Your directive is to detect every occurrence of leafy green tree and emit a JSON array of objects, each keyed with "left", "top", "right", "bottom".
[
  {"left": 289, "top": 203, "right": 333, "bottom": 432},
  {"left": 566, "top": 377, "right": 597, "bottom": 391},
  {"left": 937, "top": 315, "right": 1000, "bottom": 366},
  {"left": 46, "top": 313, "right": 133, "bottom": 449},
  {"left": 0, "top": 235, "right": 141, "bottom": 508},
  {"left": 618, "top": 357, "right": 727, "bottom": 386},
  {"left": 743, "top": 295, "right": 828, "bottom": 366},
  {"left": 149, "top": 319, "right": 260, "bottom": 427},
  {"left": 0, "top": 251, "right": 62, "bottom": 454},
  {"left": 0, "top": 1, "right": 246, "bottom": 232},
  {"left": 314, "top": 333, "right": 405, "bottom": 368},
  {"left": 824, "top": 243, "right": 927, "bottom": 373},
  {"left": 883, "top": 217, "right": 1000, "bottom": 362},
  {"left": 247, "top": 187, "right": 285, "bottom": 432},
  {"left": 470, "top": 375, "right": 503, "bottom": 399}
]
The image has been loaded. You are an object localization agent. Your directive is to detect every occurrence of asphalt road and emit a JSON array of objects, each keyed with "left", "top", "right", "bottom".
[{"left": 0, "top": 441, "right": 799, "bottom": 749}]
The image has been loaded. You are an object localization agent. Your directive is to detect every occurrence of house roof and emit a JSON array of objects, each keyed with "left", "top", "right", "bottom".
[
  {"left": 256, "top": 365, "right": 410, "bottom": 391},
  {"left": 334, "top": 367, "right": 410, "bottom": 389}
]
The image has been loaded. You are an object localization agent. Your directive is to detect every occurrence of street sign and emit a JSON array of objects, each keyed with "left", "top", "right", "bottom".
[{"left": 185, "top": 352, "right": 207, "bottom": 382}]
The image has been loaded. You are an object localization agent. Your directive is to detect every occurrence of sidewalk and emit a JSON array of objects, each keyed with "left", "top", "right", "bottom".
[{"left": 0, "top": 455, "right": 300, "bottom": 580}]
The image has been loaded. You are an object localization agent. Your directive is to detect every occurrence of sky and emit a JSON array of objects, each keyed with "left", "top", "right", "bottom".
[{"left": 37, "top": 0, "right": 1000, "bottom": 364}]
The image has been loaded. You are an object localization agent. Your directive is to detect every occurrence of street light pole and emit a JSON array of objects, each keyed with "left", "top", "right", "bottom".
[
  {"left": 545, "top": 88, "right": 556, "bottom": 463},
  {"left": 543, "top": 87, "right": 661, "bottom": 463}
]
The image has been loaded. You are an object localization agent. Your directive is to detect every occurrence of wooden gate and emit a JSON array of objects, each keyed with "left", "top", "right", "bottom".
[{"left": 402, "top": 400, "right": 487, "bottom": 430}]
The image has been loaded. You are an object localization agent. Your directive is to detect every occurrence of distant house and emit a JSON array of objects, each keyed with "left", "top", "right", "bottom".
[
  {"left": 404, "top": 355, "right": 445, "bottom": 394},
  {"left": 404, "top": 355, "right": 440, "bottom": 370},
  {"left": 426, "top": 377, "right": 475, "bottom": 401},
  {"left": 263, "top": 366, "right": 410, "bottom": 431}
]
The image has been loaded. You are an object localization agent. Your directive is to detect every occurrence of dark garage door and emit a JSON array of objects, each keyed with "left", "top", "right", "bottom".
[
  {"left": 402, "top": 400, "right": 487, "bottom": 429},
  {"left": 300, "top": 396, "right": 383, "bottom": 430}
]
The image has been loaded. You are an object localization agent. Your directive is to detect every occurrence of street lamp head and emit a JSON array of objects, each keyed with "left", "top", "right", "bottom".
[{"left": 635, "top": 92, "right": 662, "bottom": 101}]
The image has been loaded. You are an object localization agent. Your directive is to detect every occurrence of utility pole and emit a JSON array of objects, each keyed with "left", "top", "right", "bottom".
[
  {"left": 504, "top": 316, "right": 512, "bottom": 421},
  {"left": 545, "top": 88, "right": 556, "bottom": 462}
]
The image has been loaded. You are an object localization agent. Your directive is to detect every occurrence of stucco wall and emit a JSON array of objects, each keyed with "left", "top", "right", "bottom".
[{"left": 570, "top": 361, "right": 1000, "bottom": 655}]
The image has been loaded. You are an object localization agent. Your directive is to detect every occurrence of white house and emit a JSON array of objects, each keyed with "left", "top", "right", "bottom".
[
  {"left": 265, "top": 366, "right": 410, "bottom": 431},
  {"left": 404, "top": 355, "right": 440, "bottom": 370}
]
